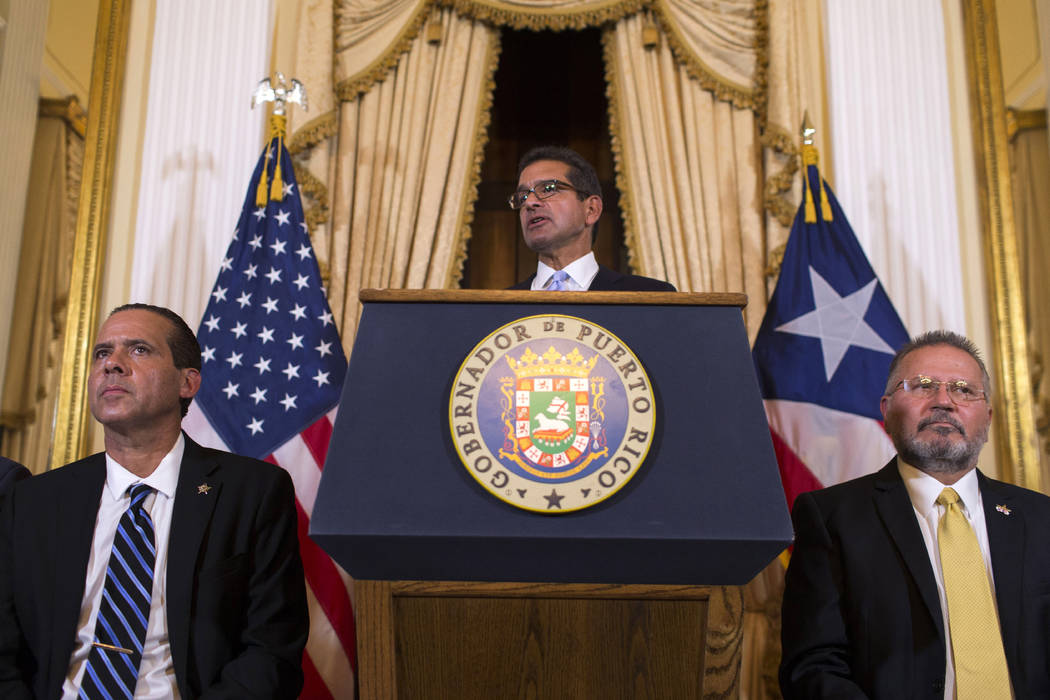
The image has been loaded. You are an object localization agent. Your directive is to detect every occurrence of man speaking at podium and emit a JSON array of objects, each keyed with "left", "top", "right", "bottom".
[
  {"left": 508, "top": 145, "right": 676, "bottom": 292},
  {"left": 0, "top": 304, "right": 307, "bottom": 699}
]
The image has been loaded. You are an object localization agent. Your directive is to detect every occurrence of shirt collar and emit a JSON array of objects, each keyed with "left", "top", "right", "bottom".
[
  {"left": 104, "top": 432, "right": 185, "bottom": 502},
  {"left": 536, "top": 251, "right": 599, "bottom": 290},
  {"left": 898, "top": 458, "right": 981, "bottom": 517}
]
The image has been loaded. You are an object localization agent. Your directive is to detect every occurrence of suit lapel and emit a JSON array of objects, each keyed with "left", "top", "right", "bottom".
[
  {"left": 166, "top": 436, "right": 221, "bottom": 691},
  {"left": 48, "top": 455, "right": 107, "bottom": 699},
  {"left": 871, "top": 460, "right": 946, "bottom": 639},
  {"left": 980, "top": 473, "right": 1023, "bottom": 669}
]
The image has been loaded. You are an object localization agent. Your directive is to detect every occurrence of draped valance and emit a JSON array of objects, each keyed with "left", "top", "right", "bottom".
[{"left": 332, "top": 0, "right": 761, "bottom": 108}]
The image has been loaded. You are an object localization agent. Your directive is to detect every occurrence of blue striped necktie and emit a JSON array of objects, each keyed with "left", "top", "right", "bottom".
[
  {"left": 548, "top": 270, "right": 570, "bottom": 291},
  {"left": 79, "top": 484, "right": 156, "bottom": 699}
]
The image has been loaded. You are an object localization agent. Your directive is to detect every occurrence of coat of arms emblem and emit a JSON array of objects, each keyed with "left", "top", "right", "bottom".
[
  {"left": 449, "top": 315, "right": 655, "bottom": 513},
  {"left": 500, "top": 346, "right": 607, "bottom": 478}
]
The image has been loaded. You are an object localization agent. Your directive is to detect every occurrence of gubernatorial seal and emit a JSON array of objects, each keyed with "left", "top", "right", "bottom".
[{"left": 449, "top": 314, "right": 656, "bottom": 513}]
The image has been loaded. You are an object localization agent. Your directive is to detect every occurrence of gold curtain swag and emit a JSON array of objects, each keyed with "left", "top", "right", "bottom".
[{"left": 292, "top": 0, "right": 803, "bottom": 303}]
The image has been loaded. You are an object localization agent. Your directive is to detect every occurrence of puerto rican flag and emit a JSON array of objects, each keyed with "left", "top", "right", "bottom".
[
  {"left": 182, "top": 136, "right": 356, "bottom": 698},
  {"left": 752, "top": 153, "right": 910, "bottom": 511}
]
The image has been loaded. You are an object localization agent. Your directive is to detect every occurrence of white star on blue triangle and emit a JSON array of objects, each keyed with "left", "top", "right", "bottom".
[{"left": 775, "top": 267, "right": 895, "bottom": 381}]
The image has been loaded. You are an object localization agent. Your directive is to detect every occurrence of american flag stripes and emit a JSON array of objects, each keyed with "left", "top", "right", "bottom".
[{"left": 183, "top": 135, "right": 356, "bottom": 698}]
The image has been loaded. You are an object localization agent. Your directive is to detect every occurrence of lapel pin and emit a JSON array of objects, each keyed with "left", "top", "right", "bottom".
[
  {"left": 197, "top": 483, "right": 212, "bottom": 495},
  {"left": 995, "top": 504, "right": 1011, "bottom": 516}
]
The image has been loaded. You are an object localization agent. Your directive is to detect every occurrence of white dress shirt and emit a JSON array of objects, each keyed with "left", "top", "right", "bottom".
[
  {"left": 63, "top": 434, "right": 184, "bottom": 699},
  {"left": 531, "top": 251, "right": 600, "bottom": 291},
  {"left": 898, "top": 460, "right": 1004, "bottom": 700}
]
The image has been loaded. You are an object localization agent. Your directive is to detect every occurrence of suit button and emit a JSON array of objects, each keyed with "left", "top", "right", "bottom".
[{"left": 932, "top": 679, "right": 944, "bottom": 692}]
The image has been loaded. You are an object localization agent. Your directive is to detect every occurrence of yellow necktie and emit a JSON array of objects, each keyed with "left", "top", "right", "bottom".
[{"left": 936, "top": 487, "right": 1012, "bottom": 699}]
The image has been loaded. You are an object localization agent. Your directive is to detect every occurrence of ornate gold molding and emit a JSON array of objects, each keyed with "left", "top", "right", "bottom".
[
  {"left": 39, "top": 96, "right": 88, "bottom": 138},
  {"left": 51, "top": 0, "right": 132, "bottom": 469},
  {"left": 962, "top": 0, "right": 1041, "bottom": 491},
  {"left": 1005, "top": 108, "right": 1047, "bottom": 142}
]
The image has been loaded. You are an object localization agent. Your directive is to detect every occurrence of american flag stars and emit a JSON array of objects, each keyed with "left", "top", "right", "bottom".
[{"left": 192, "top": 145, "right": 346, "bottom": 457}]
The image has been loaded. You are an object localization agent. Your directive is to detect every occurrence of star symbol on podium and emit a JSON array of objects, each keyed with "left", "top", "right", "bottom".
[
  {"left": 543, "top": 489, "right": 564, "bottom": 509},
  {"left": 776, "top": 266, "right": 895, "bottom": 381}
]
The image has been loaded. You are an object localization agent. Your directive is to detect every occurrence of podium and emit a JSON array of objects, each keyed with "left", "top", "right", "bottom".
[{"left": 312, "top": 290, "right": 792, "bottom": 698}]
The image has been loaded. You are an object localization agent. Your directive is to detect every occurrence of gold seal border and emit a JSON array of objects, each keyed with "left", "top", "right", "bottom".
[{"left": 448, "top": 314, "right": 656, "bottom": 514}]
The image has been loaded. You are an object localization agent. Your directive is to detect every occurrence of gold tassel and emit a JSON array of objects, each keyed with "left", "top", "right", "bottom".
[
  {"left": 255, "top": 146, "right": 270, "bottom": 206},
  {"left": 256, "top": 113, "right": 288, "bottom": 205},
  {"left": 270, "top": 132, "right": 284, "bottom": 201},
  {"left": 425, "top": 20, "right": 442, "bottom": 44},
  {"left": 801, "top": 143, "right": 833, "bottom": 223}
]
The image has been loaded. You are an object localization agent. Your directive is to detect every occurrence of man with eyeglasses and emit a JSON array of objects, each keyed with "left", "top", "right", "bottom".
[
  {"left": 508, "top": 145, "right": 676, "bottom": 291},
  {"left": 780, "top": 330, "right": 1050, "bottom": 699}
]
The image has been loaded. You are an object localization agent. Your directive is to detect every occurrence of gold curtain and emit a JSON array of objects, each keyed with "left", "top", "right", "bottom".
[
  {"left": 606, "top": 11, "right": 769, "bottom": 334},
  {"left": 1, "top": 99, "right": 85, "bottom": 472},
  {"left": 290, "top": 0, "right": 808, "bottom": 337},
  {"left": 287, "top": 2, "right": 818, "bottom": 695},
  {"left": 1008, "top": 113, "right": 1050, "bottom": 495},
  {"left": 291, "top": 2, "right": 499, "bottom": 345}
]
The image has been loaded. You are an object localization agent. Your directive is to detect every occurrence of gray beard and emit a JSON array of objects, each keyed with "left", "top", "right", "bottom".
[
  {"left": 895, "top": 433, "right": 982, "bottom": 474},
  {"left": 891, "top": 410, "right": 988, "bottom": 475}
]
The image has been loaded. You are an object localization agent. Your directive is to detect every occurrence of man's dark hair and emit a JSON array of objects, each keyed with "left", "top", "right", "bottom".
[
  {"left": 517, "top": 145, "right": 603, "bottom": 243},
  {"left": 110, "top": 303, "right": 202, "bottom": 417},
  {"left": 884, "top": 330, "right": 992, "bottom": 398}
]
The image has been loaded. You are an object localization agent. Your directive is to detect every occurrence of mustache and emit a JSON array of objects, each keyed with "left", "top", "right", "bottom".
[{"left": 918, "top": 409, "right": 965, "bottom": 436}]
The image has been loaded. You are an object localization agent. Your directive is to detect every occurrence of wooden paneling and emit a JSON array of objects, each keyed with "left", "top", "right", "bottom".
[{"left": 357, "top": 580, "right": 743, "bottom": 699}]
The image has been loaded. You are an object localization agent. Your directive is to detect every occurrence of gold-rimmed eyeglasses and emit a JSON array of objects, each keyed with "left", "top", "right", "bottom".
[
  {"left": 887, "top": 375, "right": 987, "bottom": 404},
  {"left": 508, "top": 179, "right": 578, "bottom": 210}
]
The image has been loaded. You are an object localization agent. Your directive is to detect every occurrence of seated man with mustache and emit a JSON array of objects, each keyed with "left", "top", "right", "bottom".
[{"left": 780, "top": 330, "right": 1050, "bottom": 699}]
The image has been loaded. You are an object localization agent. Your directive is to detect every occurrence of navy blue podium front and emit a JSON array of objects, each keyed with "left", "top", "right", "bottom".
[{"left": 311, "top": 289, "right": 792, "bottom": 585}]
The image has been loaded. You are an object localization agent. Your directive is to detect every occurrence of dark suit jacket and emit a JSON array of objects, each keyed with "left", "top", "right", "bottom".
[
  {"left": 0, "top": 435, "right": 308, "bottom": 699},
  {"left": 780, "top": 459, "right": 1050, "bottom": 699},
  {"left": 511, "top": 264, "right": 677, "bottom": 291},
  {"left": 0, "top": 457, "right": 30, "bottom": 500}
]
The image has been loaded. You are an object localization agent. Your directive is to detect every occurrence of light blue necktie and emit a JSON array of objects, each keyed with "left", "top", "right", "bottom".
[
  {"left": 548, "top": 270, "right": 570, "bottom": 291},
  {"left": 79, "top": 484, "right": 156, "bottom": 699}
]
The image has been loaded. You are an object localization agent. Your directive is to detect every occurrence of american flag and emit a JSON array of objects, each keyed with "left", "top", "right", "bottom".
[
  {"left": 752, "top": 146, "right": 910, "bottom": 514},
  {"left": 182, "top": 136, "right": 356, "bottom": 697}
]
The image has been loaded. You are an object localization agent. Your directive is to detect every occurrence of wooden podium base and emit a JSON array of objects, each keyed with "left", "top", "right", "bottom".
[{"left": 356, "top": 581, "right": 743, "bottom": 699}]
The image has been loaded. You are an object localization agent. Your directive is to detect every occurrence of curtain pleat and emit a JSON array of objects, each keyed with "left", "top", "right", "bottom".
[
  {"left": 323, "top": 8, "right": 498, "bottom": 349},
  {"left": 606, "top": 14, "right": 767, "bottom": 335}
]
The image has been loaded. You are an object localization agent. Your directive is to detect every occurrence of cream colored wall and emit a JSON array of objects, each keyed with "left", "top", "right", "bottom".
[
  {"left": 271, "top": 0, "right": 301, "bottom": 80},
  {"left": 998, "top": 0, "right": 1045, "bottom": 109},
  {"left": 40, "top": 0, "right": 97, "bottom": 104},
  {"left": 0, "top": 0, "right": 48, "bottom": 418}
]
